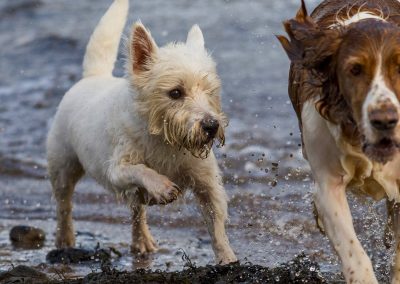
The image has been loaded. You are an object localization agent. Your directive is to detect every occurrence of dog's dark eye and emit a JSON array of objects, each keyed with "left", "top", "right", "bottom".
[
  {"left": 169, "top": 89, "right": 183, "bottom": 99},
  {"left": 350, "top": 64, "right": 363, "bottom": 76}
]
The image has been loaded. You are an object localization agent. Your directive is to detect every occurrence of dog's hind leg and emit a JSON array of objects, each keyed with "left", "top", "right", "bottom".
[
  {"left": 130, "top": 204, "right": 157, "bottom": 254},
  {"left": 191, "top": 158, "right": 237, "bottom": 265},
  {"left": 48, "top": 154, "right": 84, "bottom": 248}
]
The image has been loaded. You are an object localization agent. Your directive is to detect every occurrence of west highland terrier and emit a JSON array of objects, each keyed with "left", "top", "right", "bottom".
[{"left": 46, "top": 0, "right": 237, "bottom": 264}]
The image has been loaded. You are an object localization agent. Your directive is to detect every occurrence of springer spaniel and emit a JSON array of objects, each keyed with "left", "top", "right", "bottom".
[{"left": 278, "top": 0, "right": 400, "bottom": 283}]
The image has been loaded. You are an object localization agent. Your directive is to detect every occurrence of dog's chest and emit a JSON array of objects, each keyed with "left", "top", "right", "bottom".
[
  {"left": 115, "top": 130, "right": 194, "bottom": 187},
  {"left": 343, "top": 148, "right": 400, "bottom": 201},
  {"left": 141, "top": 138, "right": 193, "bottom": 183}
]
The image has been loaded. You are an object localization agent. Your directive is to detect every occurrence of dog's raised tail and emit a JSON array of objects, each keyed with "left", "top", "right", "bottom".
[{"left": 82, "top": 0, "right": 129, "bottom": 78}]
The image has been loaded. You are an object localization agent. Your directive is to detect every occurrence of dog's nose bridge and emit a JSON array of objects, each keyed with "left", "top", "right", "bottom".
[
  {"left": 191, "top": 91, "right": 215, "bottom": 112},
  {"left": 375, "top": 95, "right": 394, "bottom": 106}
]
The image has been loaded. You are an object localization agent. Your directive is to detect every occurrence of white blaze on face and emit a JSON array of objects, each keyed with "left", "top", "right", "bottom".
[{"left": 362, "top": 55, "right": 400, "bottom": 140}]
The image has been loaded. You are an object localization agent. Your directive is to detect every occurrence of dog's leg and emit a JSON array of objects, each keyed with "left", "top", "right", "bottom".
[
  {"left": 301, "top": 100, "right": 377, "bottom": 282},
  {"left": 191, "top": 159, "right": 237, "bottom": 265},
  {"left": 314, "top": 177, "right": 378, "bottom": 284},
  {"left": 108, "top": 163, "right": 181, "bottom": 205},
  {"left": 130, "top": 204, "right": 158, "bottom": 254},
  {"left": 49, "top": 158, "right": 84, "bottom": 248},
  {"left": 193, "top": 182, "right": 237, "bottom": 264}
]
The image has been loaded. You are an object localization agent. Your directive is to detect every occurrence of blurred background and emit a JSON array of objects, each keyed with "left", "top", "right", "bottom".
[{"left": 0, "top": 0, "right": 392, "bottom": 281}]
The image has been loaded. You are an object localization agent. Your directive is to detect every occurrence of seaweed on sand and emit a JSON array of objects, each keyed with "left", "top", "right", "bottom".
[{"left": 62, "top": 253, "right": 326, "bottom": 284}]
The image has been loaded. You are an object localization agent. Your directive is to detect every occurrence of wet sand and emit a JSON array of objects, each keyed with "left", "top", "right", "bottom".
[{"left": 0, "top": 173, "right": 394, "bottom": 282}]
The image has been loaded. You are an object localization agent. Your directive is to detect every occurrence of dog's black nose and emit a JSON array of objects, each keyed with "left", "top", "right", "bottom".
[
  {"left": 369, "top": 109, "right": 399, "bottom": 131},
  {"left": 201, "top": 118, "right": 219, "bottom": 137}
]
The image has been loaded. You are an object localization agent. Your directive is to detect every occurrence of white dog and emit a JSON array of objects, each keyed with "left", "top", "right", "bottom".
[{"left": 46, "top": 0, "right": 237, "bottom": 264}]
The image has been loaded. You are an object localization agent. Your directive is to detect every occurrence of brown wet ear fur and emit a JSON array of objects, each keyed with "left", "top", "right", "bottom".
[
  {"left": 276, "top": 0, "right": 342, "bottom": 71},
  {"left": 277, "top": 1, "right": 359, "bottom": 143},
  {"left": 131, "top": 22, "right": 158, "bottom": 74}
]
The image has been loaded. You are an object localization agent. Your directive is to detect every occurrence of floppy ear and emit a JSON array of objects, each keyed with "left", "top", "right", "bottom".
[
  {"left": 276, "top": 0, "right": 342, "bottom": 70},
  {"left": 130, "top": 22, "right": 158, "bottom": 74},
  {"left": 186, "top": 25, "right": 205, "bottom": 50}
]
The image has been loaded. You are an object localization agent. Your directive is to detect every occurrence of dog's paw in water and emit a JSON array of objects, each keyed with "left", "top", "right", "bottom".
[{"left": 131, "top": 230, "right": 158, "bottom": 254}]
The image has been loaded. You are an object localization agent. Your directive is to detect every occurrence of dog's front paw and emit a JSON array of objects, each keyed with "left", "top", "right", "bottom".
[
  {"left": 216, "top": 249, "right": 238, "bottom": 265},
  {"left": 131, "top": 232, "right": 158, "bottom": 254},
  {"left": 141, "top": 175, "right": 181, "bottom": 205}
]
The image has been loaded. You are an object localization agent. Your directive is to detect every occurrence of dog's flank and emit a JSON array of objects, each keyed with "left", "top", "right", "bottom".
[
  {"left": 278, "top": 0, "right": 400, "bottom": 283},
  {"left": 47, "top": 0, "right": 236, "bottom": 265}
]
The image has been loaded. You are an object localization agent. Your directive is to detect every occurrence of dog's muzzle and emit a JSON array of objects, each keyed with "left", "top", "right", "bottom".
[{"left": 363, "top": 103, "right": 400, "bottom": 163}]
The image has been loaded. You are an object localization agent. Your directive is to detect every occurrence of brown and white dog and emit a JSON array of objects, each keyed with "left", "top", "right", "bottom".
[{"left": 278, "top": 0, "right": 400, "bottom": 283}]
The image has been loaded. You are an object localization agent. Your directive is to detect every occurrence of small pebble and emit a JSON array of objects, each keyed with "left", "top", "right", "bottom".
[
  {"left": 46, "top": 247, "right": 111, "bottom": 264},
  {"left": 10, "top": 225, "right": 45, "bottom": 249},
  {"left": 0, "top": 265, "right": 48, "bottom": 283}
]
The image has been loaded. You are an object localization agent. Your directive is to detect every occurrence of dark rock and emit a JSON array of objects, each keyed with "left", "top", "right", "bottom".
[
  {"left": 46, "top": 248, "right": 111, "bottom": 264},
  {"left": 10, "top": 225, "right": 45, "bottom": 249},
  {"left": 0, "top": 265, "right": 48, "bottom": 283}
]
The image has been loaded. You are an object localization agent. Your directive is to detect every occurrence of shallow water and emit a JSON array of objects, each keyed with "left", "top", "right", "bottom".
[{"left": 0, "top": 0, "right": 395, "bottom": 282}]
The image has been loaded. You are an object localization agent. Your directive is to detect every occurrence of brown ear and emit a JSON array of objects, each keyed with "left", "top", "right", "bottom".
[
  {"left": 276, "top": 0, "right": 342, "bottom": 70},
  {"left": 130, "top": 22, "right": 158, "bottom": 74}
]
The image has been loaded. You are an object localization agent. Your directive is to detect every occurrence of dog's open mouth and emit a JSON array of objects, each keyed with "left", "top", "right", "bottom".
[{"left": 362, "top": 137, "right": 400, "bottom": 164}]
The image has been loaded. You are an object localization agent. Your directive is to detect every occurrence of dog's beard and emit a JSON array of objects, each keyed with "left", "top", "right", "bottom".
[{"left": 164, "top": 120, "right": 225, "bottom": 159}]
